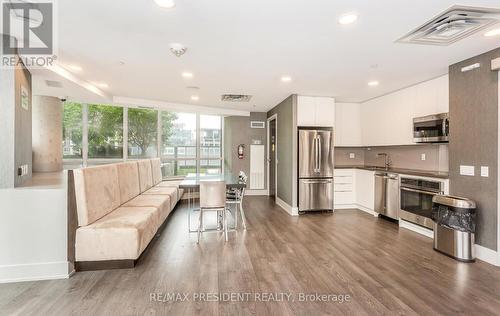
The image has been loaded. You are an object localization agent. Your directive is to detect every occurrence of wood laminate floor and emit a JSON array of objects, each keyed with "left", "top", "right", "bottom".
[{"left": 1, "top": 196, "right": 500, "bottom": 315}]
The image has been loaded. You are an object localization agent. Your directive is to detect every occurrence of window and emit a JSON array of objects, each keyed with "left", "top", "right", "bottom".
[
  {"left": 88, "top": 104, "right": 123, "bottom": 159},
  {"left": 128, "top": 108, "right": 158, "bottom": 158},
  {"left": 161, "top": 112, "right": 197, "bottom": 177},
  {"left": 62, "top": 102, "right": 83, "bottom": 159},
  {"left": 61, "top": 103, "right": 224, "bottom": 178},
  {"left": 200, "top": 115, "right": 222, "bottom": 174}
]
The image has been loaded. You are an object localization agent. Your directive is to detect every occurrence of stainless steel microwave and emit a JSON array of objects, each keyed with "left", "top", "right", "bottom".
[{"left": 413, "top": 113, "right": 449, "bottom": 143}]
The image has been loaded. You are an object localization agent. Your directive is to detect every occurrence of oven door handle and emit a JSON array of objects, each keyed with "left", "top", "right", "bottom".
[{"left": 401, "top": 187, "right": 441, "bottom": 195}]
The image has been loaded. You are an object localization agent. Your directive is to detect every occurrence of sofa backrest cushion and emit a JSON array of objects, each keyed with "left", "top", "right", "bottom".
[
  {"left": 137, "top": 159, "right": 153, "bottom": 193},
  {"left": 116, "top": 161, "right": 141, "bottom": 204},
  {"left": 150, "top": 158, "right": 162, "bottom": 185},
  {"left": 73, "top": 164, "right": 121, "bottom": 226}
]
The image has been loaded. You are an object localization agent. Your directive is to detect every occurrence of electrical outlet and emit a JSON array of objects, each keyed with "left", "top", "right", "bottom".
[
  {"left": 421, "top": 154, "right": 426, "bottom": 161},
  {"left": 481, "top": 166, "right": 489, "bottom": 177},
  {"left": 460, "top": 165, "right": 475, "bottom": 176},
  {"left": 349, "top": 153, "right": 355, "bottom": 159}
]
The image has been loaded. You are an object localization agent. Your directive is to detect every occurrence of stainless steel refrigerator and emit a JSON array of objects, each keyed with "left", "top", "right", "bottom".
[{"left": 298, "top": 127, "right": 334, "bottom": 212}]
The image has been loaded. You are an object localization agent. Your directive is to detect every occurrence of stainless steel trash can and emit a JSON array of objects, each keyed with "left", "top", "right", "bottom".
[{"left": 432, "top": 195, "right": 476, "bottom": 262}]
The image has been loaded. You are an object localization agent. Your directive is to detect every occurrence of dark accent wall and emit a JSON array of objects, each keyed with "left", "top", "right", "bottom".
[
  {"left": 223, "top": 112, "right": 267, "bottom": 189},
  {"left": 267, "top": 95, "right": 298, "bottom": 207},
  {"left": 0, "top": 34, "right": 32, "bottom": 188},
  {"left": 449, "top": 47, "right": 500, "bottom": 251},
  {"left": 14, "top": 61, "right": 33, "bottom": 187}
]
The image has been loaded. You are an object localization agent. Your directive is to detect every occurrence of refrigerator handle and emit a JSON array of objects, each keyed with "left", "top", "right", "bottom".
[
  {"left": 318, "top": 135, "right": 322, "bottom": 172},
  {"left": 315, "top": 136, "right": 319, "bottom": 173}
]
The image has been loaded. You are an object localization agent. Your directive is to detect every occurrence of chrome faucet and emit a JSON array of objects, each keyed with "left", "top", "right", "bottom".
[{"left": 377, "top": 153, "right": 392, "bottom": 170}]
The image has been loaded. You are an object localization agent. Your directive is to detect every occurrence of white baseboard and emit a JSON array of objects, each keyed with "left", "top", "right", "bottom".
[
  {"left": 0, "top": 261, "right": 70, "bottom": 283},
  {"left": 399, "top": 219, "right": 434, "bottom": 238},
  {"left": 275, "top": 197, "right": 299, "bottom": 216},
  {"left": 245, "top": 189, "right": 269, "bottom": 196},
  {"left": 475, "top": 245, "right": 499, "bottom": 266},
  {"left": 334, "top": 204, "right": 378, "bottom": 217}
]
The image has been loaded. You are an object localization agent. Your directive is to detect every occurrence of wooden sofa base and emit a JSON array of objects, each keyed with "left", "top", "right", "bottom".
[{"left": 76, "top": 259, "right": 137, "bottom": 271}]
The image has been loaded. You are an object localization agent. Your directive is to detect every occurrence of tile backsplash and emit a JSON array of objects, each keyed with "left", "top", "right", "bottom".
[{"left": 335, "top": 144, "right": 449, "bottom": 172}]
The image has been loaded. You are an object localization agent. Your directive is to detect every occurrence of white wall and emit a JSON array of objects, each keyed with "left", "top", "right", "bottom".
[{"left": 0, "top": 185, "right": 69, "bottom": 283}]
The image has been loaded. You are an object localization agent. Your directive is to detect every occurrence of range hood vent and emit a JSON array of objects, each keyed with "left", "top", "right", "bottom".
[
  {"left": 221, "top": 94, "right": 252, "bottom": 102},
  {"left": 396, "top": 5, "right": 500, "bottom": 46}
]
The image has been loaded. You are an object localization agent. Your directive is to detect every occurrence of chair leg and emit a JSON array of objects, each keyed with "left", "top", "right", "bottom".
[
  {"left": 223, "top": 208, "right": 228, "bottom": 242},
  {"left": 197, "top": 208, "right": 203, "bottom": 243},
  {"left": 234, "top": 204, "right": 238, "bottom": 229},
  {"left": 240, "top": 201, "right": 247, "bottom": 230}
]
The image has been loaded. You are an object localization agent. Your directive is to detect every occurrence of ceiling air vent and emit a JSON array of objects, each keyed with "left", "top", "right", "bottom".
[
  {"left": 221, "top": 94, "right": 252, "bottom": 102},
  {"left": 396, "top": 5, "right": 500, "bottom": 46},
  {"left": 45, "top": 80, "right": 62, "bottom": 88}
]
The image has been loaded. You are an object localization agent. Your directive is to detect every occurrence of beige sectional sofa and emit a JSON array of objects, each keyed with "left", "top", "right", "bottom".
[{"left": 72, "top": 158, "right": 183, "bottom": 270}]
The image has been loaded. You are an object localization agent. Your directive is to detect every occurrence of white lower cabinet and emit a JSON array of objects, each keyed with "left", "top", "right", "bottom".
[
  {"left": 334, "top": 168, "right": 376, "bottom": 214},
  {"left": 333, "top": 169, "right": 355, "bottom": 206},
  {"left": 354, "top": 169, "right": 375, "bottom": 212}
]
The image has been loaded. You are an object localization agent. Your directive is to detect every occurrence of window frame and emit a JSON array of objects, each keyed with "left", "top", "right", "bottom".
[{"left": 62, "top": 103, "right": 224, "bottom": 178}]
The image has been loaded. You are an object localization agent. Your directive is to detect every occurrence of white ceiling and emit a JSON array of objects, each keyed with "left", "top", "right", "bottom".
[{"left": 34, "top": 0, "right": 500, "bottom": 112}]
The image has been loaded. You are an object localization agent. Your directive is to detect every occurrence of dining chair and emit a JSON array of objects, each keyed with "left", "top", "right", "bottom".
[
  {"left": 226, "top": 171, "right": 248, "bottom": 230},
  {"left": 198, "top": 180, "right": 228, "bottom": 243}
]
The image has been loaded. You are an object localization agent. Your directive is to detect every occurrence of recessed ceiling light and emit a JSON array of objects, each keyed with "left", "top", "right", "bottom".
[
  {"left": 368, "top": 81, "right": 379, "bottom": 86},
  {"left": 182, "top": 72, "right": 193, "bottom": 78},
  {"left": 67, "top": 65, "right": 82, "bottom": 72},
  {"left": 93, "top": 82, "right": 109, "bottom": 89},
  {"left": 484, "top": 28, "right": 500, "bottom": 37},
  {"left": 338, "top": 13, "right": 358, "bottom": 25},
  {"left": 281, "top": 76, "right": 292, "bottom": 82},
  {"left": 153, "top": 0, "right": 175, "bottom": 9},
  {"left": 191, "top": 95, "right": 199, "bottom": 101}
]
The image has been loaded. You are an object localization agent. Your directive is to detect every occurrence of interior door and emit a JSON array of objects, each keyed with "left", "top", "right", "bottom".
[{"left": 269, "top": 119, "right": 276, "bottom": 197}]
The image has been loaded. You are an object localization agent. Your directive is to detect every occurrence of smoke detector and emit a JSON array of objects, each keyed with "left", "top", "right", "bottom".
[
  {"left": 397, "top": 6, "right": 500, "bottom": 46},
  {"left": 221, "top": 94, "right": 252, "bottom": 102},
  {"left": 169, "top": 43, "right": 187, "bottom": 57}
]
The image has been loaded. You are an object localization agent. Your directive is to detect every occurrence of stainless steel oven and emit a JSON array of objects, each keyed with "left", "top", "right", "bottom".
[
  {"left": 413, "top": 113, "right": 449, "bottom": 143},
  {"left": 400, "top": 177, "right": 443, "bottom": 230}
]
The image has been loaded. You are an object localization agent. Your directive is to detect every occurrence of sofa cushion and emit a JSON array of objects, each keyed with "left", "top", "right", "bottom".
[
  {"left": 75, "top": 206, "right": 159, "bottom": 261},
  {"left": 144, "top": 186, "right": 178, "bottom": 210},
  {"left": 74, "top": 165, "right": 121, "bottom": 226},
  {"left": 137, "top": 160, "right": 153, "bottom": 193},
  {"left": 150, "top": 158, "right": 163, "bottom": 185},
  {"left": 116, "top": 161, "right": 140, "bottom": 204},
  {"left": 156, "top": 180, "right": 183, "bottom": 188},
  {"left": 123, "top": 194, "right": 171, "bottom": 223}
]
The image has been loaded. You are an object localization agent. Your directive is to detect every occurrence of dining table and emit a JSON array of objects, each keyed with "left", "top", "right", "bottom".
[{"left": 179, "top": 173, "right": 246, "bottom": 232}]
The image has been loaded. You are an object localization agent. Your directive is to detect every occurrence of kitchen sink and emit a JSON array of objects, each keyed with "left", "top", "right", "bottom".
[{"left": 365, "top": 166, "right": 389, "bottom": 171}]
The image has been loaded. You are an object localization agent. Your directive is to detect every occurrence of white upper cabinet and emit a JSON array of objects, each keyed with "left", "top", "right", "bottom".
[
  {"left": 335, "top": 103, "right": 362, "bottom": 147},
  {"left": 360, "top": 74, "right": 449, "bottom": 146},
  {"left": 297, "top": 96, "right": 335, "bottom": 127}
]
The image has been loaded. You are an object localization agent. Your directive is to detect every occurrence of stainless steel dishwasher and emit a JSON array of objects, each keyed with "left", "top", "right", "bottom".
[{"left": 374, "top": 172, "right": 399, "bottom": 220}]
